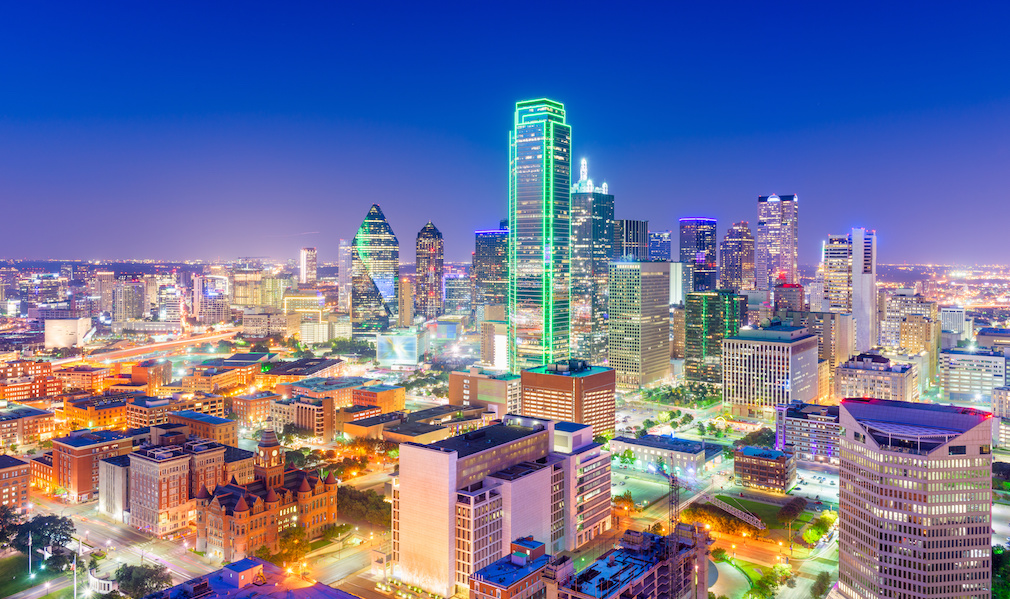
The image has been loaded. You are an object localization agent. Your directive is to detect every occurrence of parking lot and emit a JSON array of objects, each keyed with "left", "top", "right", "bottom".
[
  {"left": 611, "top": 470, "right": 670, "bottom": 508},
  {"left": 792, "top": 466, "right": 840, "bottom": 508}
]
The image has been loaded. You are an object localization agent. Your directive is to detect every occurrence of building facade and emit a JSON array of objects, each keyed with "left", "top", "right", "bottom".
[
  {"left": 678, "top": 218, "right": 717, "bottom": 294},
  {"left": 774, "top": 401, "right": 840, "bottom": 464},
  {"left": 416, "top": 222, "right": 445, "bottom": 320},
  {"left": 755, "top": 194, "right": 798, "bottom": 290},
  {"left": 733, "top": 446, "right": 796, "bottom": 493},
  {"left": 718, "top": 221, "right": 755, "bottom": 292},
  {"left": 684, "top": 291, "right": 745, "bottom": 385},
  {"left": 939, "top": 348, "right": 1006, "bottom": 402},
  {"left": 0, "top": 455, "right": 30, "bottom": 512},
  {"left": 53, "top": 430, "right": 131, "bottom": 503},
  {"left": 824, "top": 228, "right": 877, "bottom": 352},
  {"left": 613, "top": 220, "right": 649, "bottom": 261},
  {"left": 722, "top": 325, "right": 819, "bottom": 420},
  {"left": 351, "top": 204, "right": 400, "bottom": 333},
  {"left": 449, "top": 368, "right": 521, "bottom": 416},
  {"left": 608, "top": 262, "right": 670, "bottom": 388},
  {"left": 835, "top": 353, "right": 920, "bottom": 403},
  {"left": 569, "top": 159, "right": 614, "bottom": 365},
  {"left": 473, "top": 228, "right": 509, "bottom": 309},
  {"left": 520, "top": 361, "right": 616, "bottom": 437}
]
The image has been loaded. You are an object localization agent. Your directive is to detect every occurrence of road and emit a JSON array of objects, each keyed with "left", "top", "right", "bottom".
[{"left": 53, "top": 329, "right": 240, "bottom": 366}]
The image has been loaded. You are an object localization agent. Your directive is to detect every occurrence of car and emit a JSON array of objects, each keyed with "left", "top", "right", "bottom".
[{"left": 830, "top": 481, "right": 835, "bottom": 485}]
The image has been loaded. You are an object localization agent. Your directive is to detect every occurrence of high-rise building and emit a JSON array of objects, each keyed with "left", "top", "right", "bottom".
[
  {"left": 679, "top": 218, "right": 717, "bottom": 294},
  {"left": 415, "top": 222, "right": 444, "bottom": 320},
  {"left": 111, "top": 281, "right": 146, "bottom": 322},
  {"left": 722, "top": 324, "right": 819, "bottom": 419},
  {"left": 776, "top": 310, "right": 856, "bottom": 395},
  {"left": 834, "top": 353, "right": 920, "bottom": 403},
  {"left": 824, "top": 228, "right": 877, "bottom": 352},
  {"left": 684, "top": 291, "right": 745, "bottom": 384},
  {"left": 337, "top": 238, "right": 352, "bottom": 310},
  {"left": 351, "top": 204, "right": 399, "bottom": 332},
  {"left": 648, "top": 230, "right": 672, "bottom": 261},
  {"left": 718, "top": 221, "right": 755, "bottom": 292},
  {"left": 940, "top": 347, "right": 1006, "bottom": 402},
  {"left": 473, "top": 228, "right": 508, "bottom": 308},
  {"left": 444, "top": 275, "right": 472, "bottom": 317},
  {"left": 508, "top": 99, "right": 571, "bottom": 372},
  {"left": 570, "top": 159, "right": 614, "bottom": 364},
  {"left": 299, "top": 247, "right": 317, "bottom": 285},
  {"left": 608, "top": 262, "right": 670, "bottom": 387},
  {"left": 940, "top": 306, "right": 970, "bottom": 338},
  {"left": 837, "top": 398, "right": 991, "bottom": 599},
  {"left": 613, "top": 219, "right": 649, "bottom": 260},
  {"left": 755, "top": 194, "right": 798, "bottom": 290},
  {"left": 521, "top": 361, "right": 616, "bottom": 437},
  {"left": 773, "top": 283, "right": 804, "bottom": 312},
  {"left": 230, "top": 267, "right": 263, "bottom": 308},
  {"left": 398, "top": 278, "right": 414, "bottom": 327},
  {"left": 880, "top": 289, "right": 937, "bottom": 347}
]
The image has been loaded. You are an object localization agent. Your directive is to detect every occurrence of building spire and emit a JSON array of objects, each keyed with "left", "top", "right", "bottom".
[{"left": 580, "top": 158, "right": 588, "bottom": 182}]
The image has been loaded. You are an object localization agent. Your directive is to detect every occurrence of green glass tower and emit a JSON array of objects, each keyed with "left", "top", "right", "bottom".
[
  {"left": 351, "top": 204, "right": 399, "bottom": 332},
  {"left": 508, "top": 98, "right": 571, "bottom": 373},
  {"left": 684, "top": 290, "right": 746, "bottom": 384}
]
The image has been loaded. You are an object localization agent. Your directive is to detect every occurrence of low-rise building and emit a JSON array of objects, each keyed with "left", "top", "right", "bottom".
[
  {"left": 53, "top": 429, "right": 132, "bottom": 502},
  {"left": 335, "top": 405, "right": 382, "bottom": 435},
  {"left": 98, "top": 455, "right": 130, "bottom": 523},
  {"left": 940, "top": 347, "right": 1007, "bottom": 402},
  {"left": 64, "top": 395, "right": 129, "bottom": 430},
  {"left": 30, "top": 453, "right": 53, "bottom": 495},
  {"left": 774, "top": 401, "right": 841, "bottom": 464},
  {"left": 352, "top": 384, "right": 405, "bottom": 413},
  {"left": 229, "top": 391, "right": 276, "bottom": 426},
  {"left": 55, "top": 366, "right": 110, "bottom": 392},
  {"left": 469, "top": 538, "right": 551, "bottom": 599},
  {"left": 0, "top": 455, "right": 30, "bottom": 512},
  {"left": 609, "top": 435, "right": 723, "bottom": 476},
  {"left": 521, "top": 361, "right": 616, "bottom": 437},
  {"left": 130, "top": 359, "right": 173, "bottom": 396},
  {"left": 733, "top": 446, "right": 796, "bottom": 493},
  {"left": 167, "top": 411, "right": 238, "bottom": 447},
  {"left": 0, "top": 404, "right": 54, "bottom": 448},
  {"left": 223, "top": 446, "right": 255, "bottom": 485},
  {"left": 256, "top": 357, "right": 344, "bottom": 390},
  {"left": 0, "top": 376, "right": 63, "bottom": 402},
  {"left": 149, "top": 558, "right": 359, "bottom": 599},
  {"left": 277, "top": 376, "right": 379, "bottom": 406},
  {"left": 126, "top": 393, "right": 227, "bottom": 428},
  {"left": 345, "top": 404, "right": 496, "bottom": 444},
  {"left": 270, "top": 396, "right": 335, "bottom": 442}
]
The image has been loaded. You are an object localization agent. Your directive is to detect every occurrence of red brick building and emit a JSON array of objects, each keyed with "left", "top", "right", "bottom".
[
  {"left": 0, "top": 455, "right": 30, "bottom": 512},
  {"left": 53, "top": 430, "right": 131, "bottom": 502}
]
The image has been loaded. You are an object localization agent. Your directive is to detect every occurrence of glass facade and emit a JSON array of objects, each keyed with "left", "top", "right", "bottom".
[
  {"left": 508, "top": 99, "right": 571, "bottom": 373},
  {"left": 718, "top": 221, "right": 755, "bottom": 292},
  {"left": 415, "top": 221, "right": 444, "bottom": 320},
  {"left": 351, "top": 204, "right": 399, "bottom": 332},
  {"left": 679, "top": 217, "right": 718, "bottom": 293},
  {"left": 684, "top": 290, "right": 745, "bottom": 384},
  {"left": 472, "top": 228, "right": 508, "bottom": 307},
  {"left": 570, "top": 159, "right": 614, "bottom": 364},
  {"left": 755, "top": 194, "right": 799, "bottom": 290}
]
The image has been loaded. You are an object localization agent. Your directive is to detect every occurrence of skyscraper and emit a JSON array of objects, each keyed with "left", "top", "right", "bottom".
[
  {"left": 337, "top": 238, "right": 352, "bottom": 310},
  {"left": 472, "top": 228, "right": 508, "bottom": 308},
  {"left": 398, "top": 278, "right": 414, "bottom": 328},
  {"left": 684, "top": 290, "right": 745, "bottom": 384},
  {"left": 755, "top": 194, "right": 798, "bottom": 290},
  {"left": 299, "top": 247, "right": 317, "bottom": 285},
  {"left": 824, "top": 228, "right": 877, "bottom": 352},
  {"left": 837, "top": 398, "right": 991, "bottom": 599},
  {"left": 648, "top": 230, "right": 672, "bottom": 261},
  {"left": 608, "top": 262, "right": 670, "bottom": 387},
  {"left": 570, "top": 158, "right": 614, "bottom": 364},
  {"left": 718, "top": 221, "right": 755, "bottom": 292},
  {"left": 679, "top": 218, "right": 718, "bottom": 293},
  {"left": 612, "top": 219, "right": 649, "bottom": 260},
  {"left": 508, "top": 99, "right": 571, "bottom": 373},
  {"left": 351, "top": 204, "right": 399, "bottom": 333},
  {"left": 415, "top": 221, "right": 444, "bottom": 320}
]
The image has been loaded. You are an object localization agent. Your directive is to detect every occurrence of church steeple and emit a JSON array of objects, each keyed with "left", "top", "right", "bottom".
[{"left": 255, "top": 419, "right": 285, "bottom": 488}]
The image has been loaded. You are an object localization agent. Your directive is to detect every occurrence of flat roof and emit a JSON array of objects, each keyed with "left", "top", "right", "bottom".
[
  {"left": 0, "top": 455, "right": 28, "bottom": 469},
  {"left": 555, "top": 421, "right": 590, "bottom": 433},
  {"left": 349, "top": 412, "right": 404, "bottom": 428},
  {"left": 0, "top": 405, "right": 51, "bottom": 420},
  {"left": 736, "top": 446, "right": 789, "bottom": 459},
  {"left": 841, "top": 397, "right": 990, "bottom": 433},
  {"left": 266, "top": 357, "right": 343, "bottom": 375},
  {"left": 428, "top": 422, "right": 546, "bottom": 458},
  {"left": 100, "top": 454, "right": 131, "bottom": 468},
  {"left": 473, "top": 552, "right": 550, "bottom": 589},
  {"left": 356, "top": 384, "right": 402, "bottom": 392},
  {"left": 292, "top": 376, "right": 377, "bottom": 391},
  {"left": 524, "top": 361, "right": 613, "bottom": 378},
  {"left": 613, "top": 435, "right": 723, "bottom": 460},
  {"left": 170, "top": 410, "right": 233, "bottom": 425},
  {"left": 56, "top": 430, "right": 129, "bottom": 447}
]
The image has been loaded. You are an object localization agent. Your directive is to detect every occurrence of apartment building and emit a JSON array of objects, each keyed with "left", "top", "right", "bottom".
[
  {"left": 0, "top": 405, "right": 54, "bottom": 448},
  {"left": 774, "top": 401, "right": 841, "bottom": 464},
  {"left": 55, "top": 365, "right": 110, "bottom": 392},
  {"left": 229, "top": 391, "right": 275, "bottom": 426}
]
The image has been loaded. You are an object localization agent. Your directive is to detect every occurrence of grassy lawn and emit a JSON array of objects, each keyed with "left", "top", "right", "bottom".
[
  {"left": 715, "top": 495, "right": 784, "bottom": 529},
  {"left": 310, "top": 539, "right": 330, "bottom": 551},
  {"left": 794, "top": 511, "right": 814, "bottom": 525},
  {"left": 0, "top": 554, "right": 66, "bottom": 599},
  {"left": 734, "top": 558, "right": 766, "bottom": 584}
]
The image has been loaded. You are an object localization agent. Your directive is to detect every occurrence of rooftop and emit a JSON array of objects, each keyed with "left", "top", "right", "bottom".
[
  {"left": 356, "top": 384, "right": 402, "bottom": 393},
  {"left": 614, "top": 435, "right": 723, "bottom": 460},
  {"left": 150, "top": 556, "right": 359, "bottom": 599},
  {"left": 56, "top": 430, "right": 129, "bottom": 447},
  {"left": 736, "top": 446, "right": 789, "bottom": 460},
  {"left": 348, "top": 412, "right": 404, "bottom": 428},
  {"left": 223, "top": 446, "right": 255, "bottom": 463},
  {"left": 291, "top": 377, "right": 377, "bottom": 392},
  {"left": 525, "top": 360, "right": 613, "bottom": 377},
  {"left": 472, "top": 550, "right": 551, "bottom": 589},
  {"left": 561, "top": 532, "right": 670, "bottom": 599},
  {"left": 101, "top": 454, "right": 131, "bottom": 468},
  {"left": 265, "top": 358, "right": 343, "bottom": 376},
  {"left": 0, "top": 455, "right": 28, "bottom": 470},
  {"left": 427, "top": 421, "right": 548, "bottom": 458},
  {"left": 780, "top": 401, "right": 840, "bottom": 421},
  {"left": 170, "top": 410, "right": 233, "bottom": 425},
  {"left": 0, "top": 404, "right": 51, "bottom": 421},
  {"left": 842, "top": 397, "right": 991, "bottom": 434}
]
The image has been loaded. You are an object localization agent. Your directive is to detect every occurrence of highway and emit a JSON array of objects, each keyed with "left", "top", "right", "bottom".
[{"left": 52, "top": 329, "right": 241, "bottom": 366}]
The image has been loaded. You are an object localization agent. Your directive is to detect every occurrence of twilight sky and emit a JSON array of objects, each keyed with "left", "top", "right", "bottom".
[{"left": 1, "top": 2, "right": 1008, "bottom": 265}]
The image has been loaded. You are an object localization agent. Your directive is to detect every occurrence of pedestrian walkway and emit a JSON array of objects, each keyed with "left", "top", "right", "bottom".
[{"left": 709, "top": 560, "right": 749, "bottom": 599}]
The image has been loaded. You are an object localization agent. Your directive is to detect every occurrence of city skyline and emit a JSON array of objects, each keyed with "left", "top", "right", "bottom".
[{"left": 1, "top": 4, "right": 1009, "bottom": 265}]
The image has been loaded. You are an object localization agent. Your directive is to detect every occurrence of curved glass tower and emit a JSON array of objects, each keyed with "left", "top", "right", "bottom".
[
  {"left": 351, "top": 204, "right": 399, "bottom": 332},
  {"left": 508, "top": 98, "right": 571, "bottom": 373},
  {"left": 415, "top": 221, "right": 444, "bottom": 320}
]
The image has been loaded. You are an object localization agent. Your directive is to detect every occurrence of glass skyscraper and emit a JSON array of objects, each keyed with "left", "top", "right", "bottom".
[
  {"left": 684, "top": 290, "right": 746, "bottom": 384},
  {"left": 679, "top": 217, "right": 718, "bottom": 293},
  {"left": 718, "top": 221, "right": 755, "bottom": 292},
  {"left": 648, "top": 230, "right": 672, "bottom": 261},
  {"left": 508, "top": 98, "right": 571, "bottom": 373},
  {"left": 472, "top": 227, "right": 508, "bottom": 308},
  {"left": 351, "top": 204, "right": 399, "bottom": 332},
  {"left": 415, "top": 221, "right": 444, "bottom": 320},
  {"left": 755, "top": 194, "right": 799, "bottom": 290},
  {"left": 570, "top": 158, "right": 614, "bottom": 364}
]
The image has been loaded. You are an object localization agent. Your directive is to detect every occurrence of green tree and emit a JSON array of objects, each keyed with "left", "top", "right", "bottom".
[
  {"left": 811, "top": 571, "right": 832, "bottom": 597},
  {"left": 711, "top": 547, "right": 728, "bottom": 562},
  {"left": 734, "top": 427, "right": 776, "bottom": 449},
  {"left": 277, "top": 526, "right": 309, "bottom": 564},
  {"left": 250, "top": 341, "right": 270, "bottom": 353},
  {"left": 696, "top": 422, "right": 706, "bottom": 436},
  {"left": 115, "top": 564, "right": 173, "bottom": 598},
  {"left": 12, "top": 515, "right": 75, "bottom": 559},
  {"left": 620, "top": 449, "right": 635, "bottom": 465},
  {"left": 0, "top": 504, "right": 23, "bottom": 549}
]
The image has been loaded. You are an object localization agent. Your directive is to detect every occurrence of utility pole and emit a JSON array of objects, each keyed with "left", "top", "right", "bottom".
[{"left": 28, "top": 531, "right": 32, "bottom": 579}]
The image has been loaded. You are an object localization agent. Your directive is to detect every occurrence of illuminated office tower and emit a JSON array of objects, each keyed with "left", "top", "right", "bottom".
[
  {"left": 613, "top": 219, "right": 649, "bottom": 260},
  {"left": 398, "top": 278, "right": 413, "bottom": 327},
  {"left": 718, "top": 221, "right": 754, "bottom": 292},
  {"left": 351, "top": 204, "right": 399, "bottom": 333},
  {"left": 262, "top": 272, "right": 295, "bottom": 309},
  {"left": 755, "top": 194, "right": 798, "bottom": 290},
  {"left": 684, "top": 290, "right": 745, "bottom": 384},
  {"left": 415, "top": 221, "right": 444, "bottom": 320},
  {"left": 507, "top": 98, "right": 571, "bottom": 373},
  {"left": 473, "top": 228, "right": 508, "bottom": 308},
  {"left": 299, "top": 247, "right": 317, "bottom": 285},
  {"left": 337, "top": 239, "right": 352, "bottom": 310},
  {"left": 648, "top": 230, "right": 672, "bottom": 261},
  {"left": 111, "top": 282, "right": 146, "bottom": 322},
  {"left": 880, "top": 288, "right": 937, "bottom": 347},
  {"left": 837, "top": 398, "right": 991, "bottom": 599},
  {"left": 230, "top": 266, "right": 263, "bottom": 308},
  {"left": 608, "top": 262, "right": 670, "bottom": 387},
  {"left": 679, "top": 218, "right": 718, "bottom": 293},
  {"left": 570, "top": 158, "right": 614, "bottom": 364},
  {"left": 824, "top": 228, "right": 877, "bottom": 352},
  {"left": 444, "top": 275, "right": 472, "bottom": 316},
  {"left": 95, "top": 270, "right": 116, "bottom": 313}
]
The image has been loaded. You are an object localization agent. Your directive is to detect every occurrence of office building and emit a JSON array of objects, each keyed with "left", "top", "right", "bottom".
[
  {"left": 668, "top": 262, "right": 684, "bottom": 306},
  {"left": 774, "top": 401, "right": 841, "bottom": 464},
  {"left": 755, "top": 194, "right": 798, "bottom": 290},
  {"left": 480, "top": 320, "right": 509, "bottom": 371},
  {"left": 521, "top": 361, "right": 616, "bottom": 436},
  {"left": 508, "top": 99, "right": 571, "bottom": 373},
  {"left": 111, "top": 281, "right": 146, "bottom": 322},
  {"left": 939, "top": 348, "right": 1006, "bottom": 402},
  {"left": 977, "top": 327, "right": 1010, "bottom": 353},
  {"left": 338, "top": 238, "right": 352, "bottom": 310},
  {"left": 351, "top": 204, "right": 400, "bottom": 332},
  {"left": 608, "top": 262, "right": 670, "bottom": 387},
  {"left": 678, "top": 218, "right": 717, "bottom": 293},
  {"left": 684, "top": 291, "right": 745, "bottom": 384},
  {"left": 125, "top": 393, "right": 227, "bottom": 428},
  {"left": 609, "top": 435, "right": 723, "bottom": 476},
  {"left": 299, "top": 247, "right": 317, "bottom": 285},
  {"left": 613, "top": 219, "right": 649, "bottom": 260},
  {"left": 777, "top": 310, "right": 856, "bottom": 394},
  {"left": 0, "top": 405, "right": 54, "bottom": 448},
  {"left": 444, "top": 275, "right": 472, "bottom": 316},
  {"left": 397, "top": 278, "right": 414, "bottom": 327},
  {"left": 0, "top": 455, "right": 30, "bottom": 512},
  {"left": 449, "top": 367, "right": 521, "bottom": 416},
  {"left": 53, "top": 429, "right": 131, "bottom": 503},
  {"left": 718, "top": 221, "right": 755, "bottom": 292},
  {"left": 733, "top": 446, "right": 796, "bottom": 493},
  {"left": 276, "top": 376, "right": 379, "bottom": 406},
  {"left": 167, "top": 411, "right": 238, "bottom": 447},
  {"left": 880, "top": 289, "right": 937, "bottom": 347},
  {"left": 570, "top": 159, "right": 614, "bottom": 364},
  {"left": 992, "top": 387, "right": 1010, "bottom": 448},
  {"left": 0, "top": 375, "right": 62, "bottom": 403},
  {"left": 940, "top": 306, "right": 971, "bottom": 340},
  {"left": 416, "top": 221, "right": 445, "bottom": 320},
  {"left": 899, "top": 313, "right": 941, "bottom": 380},
  {"left": 352, "top": 384, "right": 405, "bottom": 413},
  {"left": 670, "top": 305, "right": 686, "bottom": 360},
  {"left": 835, "top": 353, "right": 920, "bottom": 403},
  {"left": 242, "top": 311, "right": 300, "bottom": 338},
  {"left": 722, "top": 324, "right": 819, "bottom": 420},
  {"left": 473, "top": 228, "right": 508, "bottom": 309},
  {"left": 392, "top": 416, "right": 612, "bottom": 596},
  {"left": 150, "top": 558, "right": 358, "bottom": 599},
  {"left": 544, "top": 528, "right": 710, "bottom": 599},
  {"left": 824, "top": 228, "right": 877, "bottom": 352},
  {"left": 837, "top": 398, "right": 991, "bottom": 599},
  {"left": 773, "top": 283, "right": 804, "bottom": 312},
  {"left": 648, "top": 230, "right": 672, "bottom": 261}
]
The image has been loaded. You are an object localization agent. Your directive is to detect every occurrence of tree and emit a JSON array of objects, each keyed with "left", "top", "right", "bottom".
[
  {"left": 711, "top": 547, "right": 728, "bottom": 562},
  {"left": 647, "top": 522, "right": 663, "bottom": 534},
  {"left": 115, "top": 564, "right": 172, "bottom": 598},
  {"left": 12, "top": 515, "right": 75, "bottom": 559},
  {"left": 696, "top": 422, "right": 706, "bottom": 436},
  {"left": 734, "top": 427, "right": 776, "bottom": 449},
  {"left": 811, "top": 571, "right": 832, "bottom": 598},
  {"left": 250, "top": 341, "right": 270, "bottom": 353},
  {"left": 619, "top": 449, "right": 635, "bottom": 465},
  {"left": 613, "top": 490, "right": 635, "bottom": 511},
  {"left": 277, "top": 526, "right": 309, "bottom": 564},
  {"left": 776, "top": 497, "right": 808, "bottom": 527},
  {"left": 0, "top": 504, "right": 23, "bottom": 549}
]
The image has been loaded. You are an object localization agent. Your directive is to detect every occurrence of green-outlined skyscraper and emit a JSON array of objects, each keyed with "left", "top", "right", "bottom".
[
  {"left": 351, "top": 204, "right": 399, "bottom": 332},
  {"left": 508, "top": 99, "right": 571, "bottom": 373}
]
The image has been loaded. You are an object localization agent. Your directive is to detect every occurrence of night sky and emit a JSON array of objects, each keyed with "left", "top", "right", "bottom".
[{"left": 1, "top": 2, "right": 1008, "bottom": 265}]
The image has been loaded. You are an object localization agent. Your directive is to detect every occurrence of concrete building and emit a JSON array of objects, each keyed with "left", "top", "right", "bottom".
[
  {"left": 722, "top": 324, "right": 818, "bottom": 420},
  {"left": 544, "top": 528, "right": 709, "bottom": 599},
  {"left": 835, "top": 353, "right": 920, "bottom": 403},
  {"left": 125, "top": 393, "right": 227, "bottom": 428},
  {"left": 98, "top": 455, "right": 130, "bottom": 523},
  {"left": 940, "top": 306, "right": 971, "bottom": 340},
  {"left": 449, "top": 368, "right": 521, "bottom": 417},
  {"left": 255, "top": 357, "right": 344, "bottom": 390},
  {"left": 608, "top": 262, "right": 670, "bottom": 388},
  {"left": 773, "top": 283, "right": 804, "bottom": 312},
  {"left": 242, "top": 311, "right": 300, "bottom": 338},
  {"left": 299, "top": 247, "right": 317, "bottom": 285},
  {"left": 55, "top": 365, "right": 109, "bottom": 392},
  {"left": 0, "top": 405, "right": 54, "bottom": 448},
  {"left": 823, "top": 228, "right": 877, "bottom": 352},
  {"left": 229, "top": 391, "right": 275, "bottom": 426},
  {"left": 469, "top": 538, "right": 551, "bottom": 599},
  {"left": 53, "top": 429, "right": 131, "bottom": 503},
  {"left": 733, "top": 446, "right": 796, "bottom": 493},
  {"left": 64, "top": 395, "right": 128, "bottom": 431},
  {"left": 521, "top": 361, "right": 616, "bottom": 437},
  {"left": 992, "top": 387, "right": 1010, "bottom": 448},
  {"left": 276, "top": 376, "right": 379, "bottom": 405},
  {"left": 269, "top": 395, "right": 336, "bottom": 442},
  {"left": 480, "top": 320, "right": 509, "bottom": 371},
  {"left": 128, "top": 443, "right": 198, "bottom": 537},
  {"left": 774, "top": 401, "right": 841, "bottom": 464},
  {"left": 44, "top": 317, "right": 92, "bottom": 349},
  {"left": 977, "top": 327, "right": 1010, "bottom": 353},
  {"left": 167, "top": 411, "right": 238, "bottom": 447},
  {"left": 0, "top": 374, "right": 62, "bottom": 402},
  {"left": 609, "top": 435, "right": 723, "bottom": 476},
  {"left": 351, "top": 384, "right": 405, "bottom": 413},
  {"left": 0, "top": 455, "right": 30, "bottom": 512},
  {"left": 879, "top": 289, "right": 937, "bottom": 347},
  {"left": 392, "top": 416, "right": 612, "bottom": 597},
  {"left": 837, "top": 398, "right": 992, "bottom": 599},
  {"left": 777, "top": 310, "right": 856, "bottom": 395},
  {"left": 939, "top": 347, "right": 1006, "bottom": 402}
]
